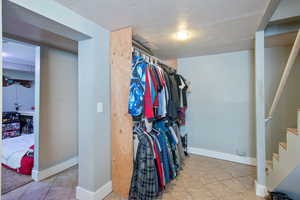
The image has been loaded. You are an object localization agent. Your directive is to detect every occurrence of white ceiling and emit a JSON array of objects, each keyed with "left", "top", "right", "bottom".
[
  {"left": 3, "top": 39, "right": 36, "bottom": 66},
  {"left": 3, "top": 1, "right": 79, "bottom": 54},
  {"left": 53, "top": 0, "right": 269, "bottom": 59},
  {"left": 271, "top": 0, "right": 300, "bottom": 22}
]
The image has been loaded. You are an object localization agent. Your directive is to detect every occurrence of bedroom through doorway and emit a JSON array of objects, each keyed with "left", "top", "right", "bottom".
[{"left": 1, "top": 38, "right": 39, "bottom": 194}]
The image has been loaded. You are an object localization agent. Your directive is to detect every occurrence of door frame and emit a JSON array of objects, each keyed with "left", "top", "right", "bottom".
[
  {"left": 1, "top": 36, "right": 40, "bottom": 185},
  {"left": 33, "top": 45, "right": 40, "bottom": 176},
  {"left": 1, "top": 1, "right": 112, "bottom": 199}
]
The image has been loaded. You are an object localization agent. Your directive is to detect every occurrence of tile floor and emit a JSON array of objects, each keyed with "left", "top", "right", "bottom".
[
  {"left": 2, "top": 166, "right": 77, "bottom": 200},
  {"left": 2, "top": 155, "right": 265, "bottom": 200}
]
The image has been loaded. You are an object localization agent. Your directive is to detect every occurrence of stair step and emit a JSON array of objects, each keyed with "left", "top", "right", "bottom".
[
  {"left": 268, "top": 162, "right": 273, "bottom": 169},
  {"left": 273, "top": 153, "right": 279, "bottom": 161},
  {"left": 279, "top": 142, "right": 287, "bottom": 150},
  {"left": 266, "top": 162, "right": 273, "bottom": 174},
  {"left": 287, "top": 128, "right": 299, "bottom": 135}
]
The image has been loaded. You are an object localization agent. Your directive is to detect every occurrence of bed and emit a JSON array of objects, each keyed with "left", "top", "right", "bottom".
[{"left": 2, "top": 134, "right": 34, "bottom": 175}]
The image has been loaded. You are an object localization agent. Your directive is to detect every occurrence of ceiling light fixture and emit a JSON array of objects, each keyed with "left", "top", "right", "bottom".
[
  {"left": 176, "top": 30, "right": 190, "bottom": 41},
  {"left": 2, "top": 52, "right": 8, "bottom": 57}
]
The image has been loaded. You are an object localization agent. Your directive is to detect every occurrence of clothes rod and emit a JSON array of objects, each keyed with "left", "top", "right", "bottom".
[
  {"left": 132, "top": 41, "right": 176, "bottom": 72},
  {"left": 132, "top": 40, "right": 152, "bottom": 55}
]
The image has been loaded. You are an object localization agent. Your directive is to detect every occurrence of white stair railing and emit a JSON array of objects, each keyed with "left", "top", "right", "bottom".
[{"left": 266, "top": 30, "right": 300, "bottom": 122}]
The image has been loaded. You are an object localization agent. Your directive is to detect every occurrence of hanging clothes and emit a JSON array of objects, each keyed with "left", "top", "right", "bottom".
[
  {"left": 129, "top": 129, "right": 160, "bottom": 200},
  {"left": 129, "top": 52, "right": 188, "bottom": 121},
  {"left": 128, "top": 48, "right": 189, "bottom": 200},
  {"left": 172, "top": 123, "right": 185, "bottom": 167},
  {"left": 177, "top": 74, "right": 188, "bottom": 108},
  {"left": 128, "top": 55, "right": 148, "bottom": 121},
  {"left": 144, "top": 65, "right": 155, "bottom": 120}
]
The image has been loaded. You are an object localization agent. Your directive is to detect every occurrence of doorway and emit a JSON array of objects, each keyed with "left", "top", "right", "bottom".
[
  {"left": 1, "top": 38, "right": 39, "bottom": 194},
  {"left": 1, "top": 1, "right": 111, "bottom": 200}
]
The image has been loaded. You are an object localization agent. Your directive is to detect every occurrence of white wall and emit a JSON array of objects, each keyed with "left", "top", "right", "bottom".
[
  {"left": 38, "top": 46, "right": 78, "bottom": 170},
  {"left": 178, "top": 51, "right": 256, "bottom": 158},
  {"left": 178, "top": 46, "right": 300, "bottom": 160},
  {"left": 3, "top": 69, "right": 35, "bottom": 112}
]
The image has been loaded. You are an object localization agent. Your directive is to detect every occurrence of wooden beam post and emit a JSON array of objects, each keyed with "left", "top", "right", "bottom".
[{"left": 111, "top": 27, "right": 133, "bottom": 198}]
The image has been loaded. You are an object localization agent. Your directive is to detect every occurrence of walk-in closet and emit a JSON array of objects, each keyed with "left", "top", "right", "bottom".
[{"left": 2, "top": 1, "right": 300, "bottom": 200}]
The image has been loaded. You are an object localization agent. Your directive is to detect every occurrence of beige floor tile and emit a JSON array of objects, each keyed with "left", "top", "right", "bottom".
[
  {"left": 3, "top": 156, "right": 262, "bottom": 200},
  {"left": 243, "top": 191, "right": 265, "bottom": 200},
  {"left": 237, "top": 176, "right": 256, "bottom": 190},
  {"left": 104, "top": 193, "right": 127, "bottom": 200},
  {"left": 1, "top": 182, "right": 31, "bottom": 200},
  {"left": 19, "top": 181, "right": 52, "bottom": 200},
  {"left": 222, "top": 179, "right": 248, "bottom": 194},
  {"left": 188, "top": 188, "right": 216, "bottom": 200}
]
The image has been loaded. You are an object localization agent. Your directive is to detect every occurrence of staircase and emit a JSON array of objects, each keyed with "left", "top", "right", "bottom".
[{"left": 267, "top": 109, "right": 300, "bottom": 194}]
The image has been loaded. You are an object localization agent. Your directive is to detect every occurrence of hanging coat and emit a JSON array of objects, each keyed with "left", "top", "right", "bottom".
[
  {"left": 128, "top": 55, "right": 147, "bottom": 120},
  {"left": 129, "top": 132, "right": 159, "bottom": 200}
]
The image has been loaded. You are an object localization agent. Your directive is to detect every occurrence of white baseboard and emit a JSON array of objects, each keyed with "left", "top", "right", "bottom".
[
  {"left": 188, "top": 147, "right": 256, "bottom": 166},
  {"left": 32, "top": 156, "right": 78, "bottom": 181},
  {"left": 255, "top": 180, "right": 268, "bottom": 197},
  {"left": 76, "top": 181, "right": 112, "bottom": 200}
]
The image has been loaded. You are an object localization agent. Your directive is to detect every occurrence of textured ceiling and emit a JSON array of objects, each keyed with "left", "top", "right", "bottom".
[{"left": 53, "top": 0, "right": 269, "bottom": 59}]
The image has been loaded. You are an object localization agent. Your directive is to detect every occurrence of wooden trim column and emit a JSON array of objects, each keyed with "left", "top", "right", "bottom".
[{"left": 110, "top": 27, "right": 133, "bottom": 198}]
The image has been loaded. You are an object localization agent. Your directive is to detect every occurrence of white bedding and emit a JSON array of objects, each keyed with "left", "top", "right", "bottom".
[{"left": 2, "top": 134, "right": 34, "bottom": 169}]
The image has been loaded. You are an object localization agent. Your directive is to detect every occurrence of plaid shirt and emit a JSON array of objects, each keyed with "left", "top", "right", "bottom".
[{"left": 129, "top": 131, "right": 159, "bottom": 200}]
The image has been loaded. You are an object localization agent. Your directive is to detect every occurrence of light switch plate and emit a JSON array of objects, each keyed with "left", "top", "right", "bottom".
[{"left": 97, "top": 102, "right": 103, "bottom": 113}]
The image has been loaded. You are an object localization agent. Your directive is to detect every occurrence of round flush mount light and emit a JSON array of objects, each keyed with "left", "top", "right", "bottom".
[
  {"left": 175, "top": 30, "right": 190, "bottom": 41},
  {"left": 2, "top": 52, "right": 8, "bottom": 57}
]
